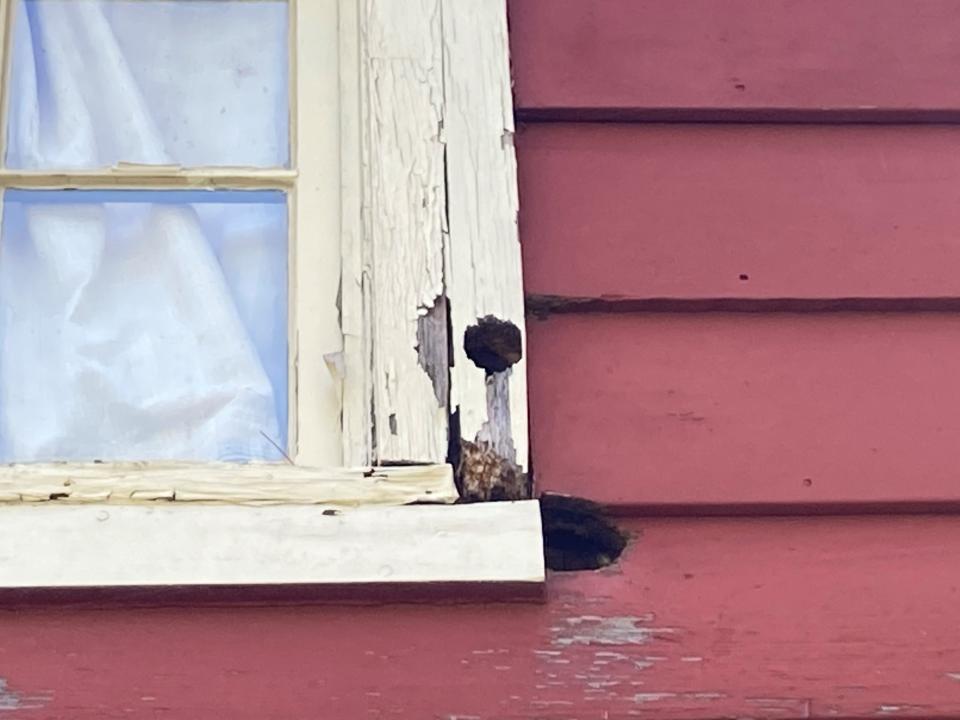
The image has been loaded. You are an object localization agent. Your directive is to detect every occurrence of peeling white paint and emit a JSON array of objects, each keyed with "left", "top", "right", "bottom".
[
  {"left": 946, "top": 672, "right": 960, "bottom": 681},
  {"left": 341, "top": 0, "right": 527, "bottom": 467}
]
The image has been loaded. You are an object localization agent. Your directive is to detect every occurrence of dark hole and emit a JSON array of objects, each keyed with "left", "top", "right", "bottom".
[
  {"left": 739, "top": 273, "right": 750, "bottom": 281},
  {"left": 464, "top": 316, "right": 522, "bottom": 375},
  {"left": 541, "top": 494, "right": 628, "bottom": 572},
  {"left": 734, "top": 83, "right": 746, "bottom": 91},
  {"left": 802, "top": 478, "right": 813, "bottom": 487},
  {"left": 322, "top": 509, "right": 340, "bottom": 517},
  {"left": 388, "top": 413, "right": 398, "bottom": 436}
]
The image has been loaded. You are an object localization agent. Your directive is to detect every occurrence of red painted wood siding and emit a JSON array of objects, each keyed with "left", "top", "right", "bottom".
[
  {"left": 510, "top": 0, "right": 960, "bottom": 119},
  {"left": 512, "top": 2, "right": 960, "bottom": 716},
  {"left": 529, "top": 313, "right": 960, "bottom": 509},
  {"left": 520, "top": 124, "right": 960, "bottom": 302},
  {"left": 513, "top": 3, "right": 960, "bottom": 511},
  {"left": 5, "top": 516, "right": 960, "bottom": 719}
]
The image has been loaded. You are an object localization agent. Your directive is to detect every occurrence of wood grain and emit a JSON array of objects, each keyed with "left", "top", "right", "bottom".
[
  {"left": 519, "top": 124, "right": 960, "bottom": 303},
  {"left": 340, "top": 0, "right": 527, "bottom": 469},
  {"left": 509, "top": 0, "right": 960, "bottom": 119},
  {"left": 528, "top": 313, "right": 960, "bottom": 509},
  {"left": 4, "top": 515, "right": 960, "bottom": 718},
  {"left": 443, "top": 0, "right": 529, "bottom": 471}
]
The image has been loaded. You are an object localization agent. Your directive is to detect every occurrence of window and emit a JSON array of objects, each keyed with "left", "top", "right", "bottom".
[
  {"left": 0, "top": 0, "right": 540, "bottom": 591},
  {"left": 0, "top": 0, "right": 340, "bottom": 466}
]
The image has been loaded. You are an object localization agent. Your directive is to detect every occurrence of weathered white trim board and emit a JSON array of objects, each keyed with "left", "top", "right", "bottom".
[
  {"left": 0, "top": 463, "right": 456, "bottom": 506},
  {"left": 0, "top": 500, "right": 544, "bottom": 588},
  {"left": 341, "top": 0, "right": 528, "bottom": 474}
]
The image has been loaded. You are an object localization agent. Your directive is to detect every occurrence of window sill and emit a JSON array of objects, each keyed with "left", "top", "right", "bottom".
[{"left": 0, "top": 463, "right": 545, "bottom": 597}]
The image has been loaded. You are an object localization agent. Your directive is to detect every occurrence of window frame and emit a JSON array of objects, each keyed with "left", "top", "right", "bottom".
[{"left": 0, "top": 0, "right": 538, "bottom": 591}]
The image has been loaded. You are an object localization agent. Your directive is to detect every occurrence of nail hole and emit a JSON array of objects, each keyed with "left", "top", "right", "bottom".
[
  {"left": 739, "top": 274, "right": 750, "bottom": 281},
  {"left": 802, "top": 478, "right": 813, "bottom": 487}
]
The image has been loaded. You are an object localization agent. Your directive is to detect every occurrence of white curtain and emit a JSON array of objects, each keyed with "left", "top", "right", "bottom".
[{"left": 0, "top": 0, "right": 290, "bottom": 463}]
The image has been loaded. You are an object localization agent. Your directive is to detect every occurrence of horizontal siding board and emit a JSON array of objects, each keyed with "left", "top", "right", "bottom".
[
  {"left": 509, "top": 0, "right": 960, "bottom": 117},
  {"left": 4, "top": 516, "right": 960, "bottom": 718},
  {"left": 518, "top": 124, "right": 960, "bottom": 302},
  {"left": 528, "top": 313, "right": 960, "bottom": 508}
]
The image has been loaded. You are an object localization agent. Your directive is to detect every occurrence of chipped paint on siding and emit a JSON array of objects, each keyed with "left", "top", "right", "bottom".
[
  {"left": 551, "top": 615, "right": 677, "bottom": 647},
  {"left": 0, "top": 678, "right": 50, "bottom": 712}
]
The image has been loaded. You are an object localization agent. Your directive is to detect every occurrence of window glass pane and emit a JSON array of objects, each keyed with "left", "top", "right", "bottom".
[
  {"left": 5, "top": 0, "right": 289, "bottom": 169},
  {"left": 0, "top": 189, "right": 288, "bottom": 463}
]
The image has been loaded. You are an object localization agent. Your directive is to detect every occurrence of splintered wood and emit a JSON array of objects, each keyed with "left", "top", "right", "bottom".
[
  {"left": 341, "top": 0, "right": 528, "bottom": 490},
  {"left": 0, "top": 463, "right": 457, "bottom": 506}
]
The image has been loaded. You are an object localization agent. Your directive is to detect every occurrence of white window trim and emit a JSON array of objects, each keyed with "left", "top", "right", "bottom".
[
  {"left": 339, "top": 0, "right": 528, "bottom": 471},
  {"left": 0, "top": 0, "right": 540, "bottom": 591}
]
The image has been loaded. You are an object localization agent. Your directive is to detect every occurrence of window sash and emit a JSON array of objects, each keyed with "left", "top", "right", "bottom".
[{"left": 0, "top": 0, "right": 343, "bottom": 467}]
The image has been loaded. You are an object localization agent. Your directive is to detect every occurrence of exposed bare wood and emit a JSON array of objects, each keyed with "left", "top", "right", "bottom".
[
  {"left": 443, "top": 0, "right": 529, "bottom": 480},
  {"left": 340, "top": 0, "right": 527, "bottom": 470},
  {"left": 0, "top": 499, "right": 544, "bottom": 588},
  {"left": 0, "top": 462, "right": 456, "bottom": 506}
]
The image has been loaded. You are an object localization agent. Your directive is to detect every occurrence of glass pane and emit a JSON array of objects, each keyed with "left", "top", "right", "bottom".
[
  {"left": 0, "top": 189, "right": 288, "bottom": 463},
  {"left": 5, "top": 0, "right": 289, "bottom": 169}
]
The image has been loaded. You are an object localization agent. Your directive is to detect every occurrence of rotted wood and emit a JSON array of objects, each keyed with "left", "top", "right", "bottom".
[{"left": 341, "top": 0, "right": 528, "bottom": 498}]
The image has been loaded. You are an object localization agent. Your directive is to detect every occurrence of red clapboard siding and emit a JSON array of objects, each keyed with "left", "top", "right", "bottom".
[
  {"left": 509, "top": 0, "right": 960, "bottom": 119},
  {"left": 4, "top": 516, "right": 960, "bottom": 719},
  {"left": 519, "top": 124, "right": 960, "bottom": 303},
  {"left": 528, "top": 313, "right": 960, "bottom": 510}
]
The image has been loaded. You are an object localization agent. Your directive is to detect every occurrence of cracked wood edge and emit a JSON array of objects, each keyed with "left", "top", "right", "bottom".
[
  {"left": 341, "top": 0, "right": 527, "bottom": 469},
  {"left": 0, "top": 499, "right": 544, "bottom": 588},
  {"left": 343, "top": 0, "right": 447, "bottom": 464},
  {"left": 443, "top": 0, "right": 528, "bottom": 473},
  {"left": 0, "top": 462, "right": 456, "bottom": 505}
]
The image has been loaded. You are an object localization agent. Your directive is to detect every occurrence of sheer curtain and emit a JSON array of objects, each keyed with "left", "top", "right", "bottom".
[{"left": 0, "top": 0, "right": 290, "bottom": 463}]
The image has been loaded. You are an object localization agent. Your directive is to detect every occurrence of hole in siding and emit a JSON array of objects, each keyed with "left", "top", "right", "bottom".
[
  {"left": 541, "top": 494, "right": 628, "bottom": 572},
  {"left": 388, "top": 413, "right": 398, "bottom": 436},
  {"left": 464, "top": 316, "right": 522, "bottom": 375},
  {"left": 739, "top": 273, "right": 750, "bottom": 281}
]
